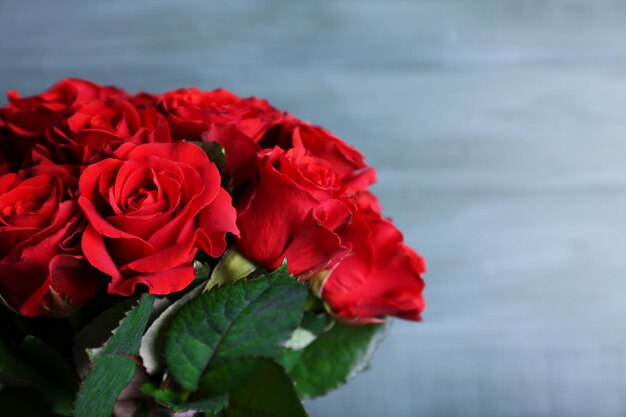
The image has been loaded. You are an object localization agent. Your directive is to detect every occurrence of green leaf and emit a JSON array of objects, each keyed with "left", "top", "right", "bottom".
[
  {"left": 285, "top": 321, "right": 389, "bottom": 398},
  {"left": 204, "top": 247, "right": 257, "bottom": 292},
  {"left": 141, "top": 383, "right": 181, "bottom": 405},
  {"left": 142, "top": 383, "right": 228, "bottom": 413},
  {"left": 165, "top": 265, "right": 307, "bottom": 391},
  {"left": 72, "top": 297, "right": 139, "bottom": 378},
  {"left": 284, "top": 312, "right": 333, "bottom": 350},
  {"left": 140, "top": 285, "right": 205, "bottom": 375},
  {"left": 198, "top": 357, "right": 308, "bottom": 417},
  {"left": 276, "top": 348, "right": 304, "bottom": 372},
  {"left": 74, "top": 294, "right": 156, "bottom": 417},
  {"left": 106, "top": 267, "right": 208, "bottom": 376},
  {"left": 178, "top": 397, "right": 229, "bottom": 413},
  {"left": 95, "top": 294, "right": 155, "bottom": 357},
  {"left": 0, "top": 338, "right": 73, "bottom": 415},
  {"left": 73, "top": 355, "right": 136, "bottom": 417},
  {"left": 301, "top": 312, "right": 332, "bottom": 335}
]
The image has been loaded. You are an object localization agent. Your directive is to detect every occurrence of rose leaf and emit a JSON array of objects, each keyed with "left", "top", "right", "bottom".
[
  {"left": 142, "top": 383, "right": 228, "bottom": 413},
  {"left": 197, "top": 357, "right": 308, "bottom": 417},
  {"left": 73, "top": 355, "right": 136, "bottom": 417},
  {"left": 165, "top": 264, "right": 307, "bottom": 391},
  {"left": 74, "top": 294, "right": 155, "bottom": 417},
  {"left": 140, "top": 284, "right": 204, "bottom": 375},
  {"left": 283, "top": 320, "right": 389, "bottom": 398},
  {"left": 93, "top": 293, "right": 155, "bottom": 357},
  {"left": 72, "top": 297, "right": 139, "bottom": 378}
]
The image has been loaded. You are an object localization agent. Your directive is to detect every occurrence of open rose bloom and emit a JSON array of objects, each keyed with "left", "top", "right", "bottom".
[{"left": 0, "top": 79, "right": 426, "bottom": 417}]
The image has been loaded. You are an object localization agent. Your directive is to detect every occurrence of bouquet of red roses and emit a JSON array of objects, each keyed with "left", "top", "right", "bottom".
[{"left": 0, "top": 79, "right": 426, "bottom": 417}]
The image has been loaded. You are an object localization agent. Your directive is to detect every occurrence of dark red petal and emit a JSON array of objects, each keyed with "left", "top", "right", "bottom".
[{"left": 49, "top": 254, "right": 102, "bottom": 307}]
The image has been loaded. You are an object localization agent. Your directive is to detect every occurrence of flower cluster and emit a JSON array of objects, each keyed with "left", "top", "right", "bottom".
[{"left": 0, "top": 78, "right": 425, "bottom": 323}]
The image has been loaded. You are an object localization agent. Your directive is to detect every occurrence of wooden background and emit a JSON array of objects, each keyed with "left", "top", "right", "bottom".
[{"left": 2, "top": 1, "right": 626, "bottom": 416}]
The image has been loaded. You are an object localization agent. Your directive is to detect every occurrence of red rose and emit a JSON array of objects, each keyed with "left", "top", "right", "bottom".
[
  {"left": 321, "top": 206, "right": 426, "bottom": 323},
  {"left": 266, "top": 145, "right": 346, "bottom": 200},
  {"left": 0, "top": 168, "right": 101, "bottom": 317},
  {"left": 259, "top": 121, "right": 376, "bottom": 192},
  {"left": 0, "top": 78, "right": 127, "bottom": 138},
  {"left": 207, "top": 119, "right": 375, "bottom": 192},
  {"left": 160, "top": 87, "right": 285, "bottom": 142},
  {"left": 78, "top": 142, "right": 239, "bottom": 296},
  {"left": 236, "top": 146, "right": 354, "bottom": 277},
  {"left": 48, "top": 98, "right": 171, "bottom": 164},
  {"left": 157, "top": 88, "right": 286, "bottom": 188},
  {"left": 0, "top": 79, "right": 128, "bottom": 167}
]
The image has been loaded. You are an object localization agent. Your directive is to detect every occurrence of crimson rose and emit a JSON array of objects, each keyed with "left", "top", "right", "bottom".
[
  {"left": 0, "top": 167, "right": 101, "bottom": 317},
  {"left": 48, "top": 98, "right": 171, "bottom": 164},
  {"left": 158, "top": 88, "right": 287, "bottom": 189},
  {"left": 160, "top": 87, "right": 285, "bottom": 142},
  {"left": 259, "top": 120, "right": 376, "bottom": 192},
  {"left": 0, "top": 79, "right": 128, "bottom": 168},
  {"left": 78, "top": 142, "right": 238, "bottom": 296},
  {"left": 321, "top": 204, "right": 426, "bottom": 323},
  {"left": 236, "top": 145, "right": 354, "bottom": 277},
  {"left": 0, "top": 79, "right": 427, "bottom": 324},
  {"left": 0, "top": 78, "right": 127, "bottom": 139}
]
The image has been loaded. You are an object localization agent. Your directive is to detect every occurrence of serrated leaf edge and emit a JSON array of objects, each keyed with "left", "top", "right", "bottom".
[{"left": 140, "top": 284, "right": 205, "bottom": 375}]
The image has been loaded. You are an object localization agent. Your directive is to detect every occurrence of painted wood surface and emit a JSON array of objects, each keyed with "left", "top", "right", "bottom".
[{"left": 1, "top": 1, "right": 625, "bottom": 415}]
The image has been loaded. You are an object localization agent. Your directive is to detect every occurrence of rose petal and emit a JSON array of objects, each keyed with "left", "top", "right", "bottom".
[
  {"left": 196, "top": 188, "right": 239, "bottom": 257},
  {"left": 107, "top": 265, "right": 196, "bottom": 296},
  {"left": 120, "top": 233, "right": 196, "bottom": 275},
  {"left": 81, "top": 224, "right": 124, "bottom": 281},
  {"left": 236, "top": 179, "right": 319, "bottom": 268}
]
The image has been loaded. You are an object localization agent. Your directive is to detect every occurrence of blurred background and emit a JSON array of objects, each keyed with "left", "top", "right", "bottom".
[{"left": 1, "top": 1, "right": 625, "bottom": 416}]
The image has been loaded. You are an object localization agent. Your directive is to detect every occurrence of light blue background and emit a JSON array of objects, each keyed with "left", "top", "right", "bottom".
[{"left": 1, "top": 1, "right": 625, "bottom": 416}]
